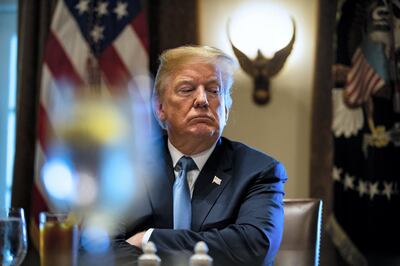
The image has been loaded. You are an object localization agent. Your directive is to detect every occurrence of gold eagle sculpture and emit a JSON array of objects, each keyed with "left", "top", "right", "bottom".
[{"left": 227, "top": 18, "right": 296, "bottom": 105}]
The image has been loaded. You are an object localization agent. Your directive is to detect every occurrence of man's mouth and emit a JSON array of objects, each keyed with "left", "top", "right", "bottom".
[{"left": 190, "top": 115, "right": 213, "bottom": 122}]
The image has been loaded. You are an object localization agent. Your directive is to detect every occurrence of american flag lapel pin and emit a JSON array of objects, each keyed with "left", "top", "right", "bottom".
[{"left": 212, "top": 176, "right": 222, "bottom": 185}]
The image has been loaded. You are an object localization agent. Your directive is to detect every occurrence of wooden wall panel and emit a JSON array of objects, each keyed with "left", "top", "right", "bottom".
[{"left": 147, "top": 0, "right": 198, "bottom": 75}]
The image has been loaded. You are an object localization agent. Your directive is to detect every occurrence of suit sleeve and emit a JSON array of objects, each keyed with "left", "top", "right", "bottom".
[
  {"left": 149, "top": 162, "right": 287, "bottom": 266},
  {"left": 79, "top": 231, "right": 142, "bottom": 266}
]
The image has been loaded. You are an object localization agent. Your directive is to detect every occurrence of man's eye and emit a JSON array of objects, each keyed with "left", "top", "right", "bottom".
[
  {"left": 179, "top": 87, "right": 193, "bottom": 93},
  {"left": 207, "top": 87, "right": 220, "bottom": 95}
]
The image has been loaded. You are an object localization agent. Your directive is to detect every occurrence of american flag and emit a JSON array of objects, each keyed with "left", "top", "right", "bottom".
[
  {"left": 344, "top": 39, "right": 388, "bottom": 107},
  {"left": 30, "top": 0, "right": 150, "bottom": 248}
]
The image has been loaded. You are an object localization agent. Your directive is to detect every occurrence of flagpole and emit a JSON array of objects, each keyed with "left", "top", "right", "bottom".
[{"left": 86, "top": 54, "right": 101, "bottom": 92}]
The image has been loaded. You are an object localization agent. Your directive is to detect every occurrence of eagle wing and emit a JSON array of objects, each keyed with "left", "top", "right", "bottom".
[{"left": 265, "top": 17, "right": 296, "bottom": 77}]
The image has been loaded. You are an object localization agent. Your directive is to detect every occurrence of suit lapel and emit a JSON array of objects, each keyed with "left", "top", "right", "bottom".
[
  {"left": 191, "top": 138, "right": 233, "bottom": 231},
  {"left": 145, "top": 136, "right": 175, "bottom": 228}
]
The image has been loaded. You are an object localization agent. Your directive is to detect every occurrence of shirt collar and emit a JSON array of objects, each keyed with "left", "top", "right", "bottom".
[{"left": 167, "top": 139, "right": 217, "bottom": 171}]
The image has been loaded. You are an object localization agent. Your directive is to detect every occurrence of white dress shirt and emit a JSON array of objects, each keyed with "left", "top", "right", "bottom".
[
  {"left": 167, "top": 139, "right": 216, "bottom": 197},
  {"left": 141, "top": 139, "right": 217, "bottom": 246}
]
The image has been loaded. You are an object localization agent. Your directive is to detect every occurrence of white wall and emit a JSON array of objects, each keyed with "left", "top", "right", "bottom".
[{"left": 198, "top": 0, "right": 318, "bottom": 198}]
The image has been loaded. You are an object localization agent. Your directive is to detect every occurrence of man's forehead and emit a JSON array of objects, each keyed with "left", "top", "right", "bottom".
[{"left": 172, "top": 63, "right": 221, "bottom": 80}]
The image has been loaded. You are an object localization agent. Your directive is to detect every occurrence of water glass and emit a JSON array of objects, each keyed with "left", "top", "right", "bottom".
[{"left": 0, "top": 208, "right": 28, "bottom": 266}]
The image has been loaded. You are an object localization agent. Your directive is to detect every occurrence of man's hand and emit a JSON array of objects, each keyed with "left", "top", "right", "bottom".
[{"left": 126, "top": 231, "right": 146, "bottom": 248}]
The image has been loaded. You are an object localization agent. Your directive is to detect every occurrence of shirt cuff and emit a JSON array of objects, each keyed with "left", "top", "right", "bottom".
[{"left": 142, "top": 228, "right": 154, "bottom": 248}]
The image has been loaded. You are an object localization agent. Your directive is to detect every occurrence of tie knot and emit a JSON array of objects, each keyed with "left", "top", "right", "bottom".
[{"left": 176, "top": 156, "right": 197, "bottom": 172}]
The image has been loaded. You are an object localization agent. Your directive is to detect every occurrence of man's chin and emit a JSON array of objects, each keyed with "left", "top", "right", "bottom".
[{"left": 189, "top": 125, "right": 219, "bottom": 138}]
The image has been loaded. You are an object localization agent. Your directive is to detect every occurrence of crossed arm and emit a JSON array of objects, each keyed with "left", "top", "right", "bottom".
[{"left": 117, "top": 163, "right": 287, "bottom": 266}]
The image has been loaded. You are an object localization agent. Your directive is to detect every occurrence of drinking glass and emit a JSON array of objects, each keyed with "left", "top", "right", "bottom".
[
  {"left": 39, "top": 212, "right": 78, "bottom": 266},
  {"left": 0, "top": 208, "right": 28, "bottom": 266}
]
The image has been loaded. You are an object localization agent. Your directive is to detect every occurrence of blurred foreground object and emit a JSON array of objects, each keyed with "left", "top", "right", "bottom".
[
  {"left": 31, "top": 0, "right": 152, "bottom": 254},
  {"left": 39, "top": 212, "right": 78, "bottom": 266},
  {"left": 138, "top": 241, "right": 212, "bottom": 266},
  {"left": 138, "top": 242, "right": 160, "bottom": 266},
  {"left": 0, "top": 208, "right": 27, "bottom": 266},
  {"left": 40, "top": 94, "right": 160, "bottom": 257},
  {"left": 190, "top": 241, "right": 212, "bottom": 266}
]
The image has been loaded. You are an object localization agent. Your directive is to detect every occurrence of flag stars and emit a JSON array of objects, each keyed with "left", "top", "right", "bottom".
[
  {"left": 369, "top": 181, "right": 379, "bottom": 200},
  {"left": 96, "top": 1, "right": 108, "bottom": 17},
  {"left": 334, "top": 168, "right": 398, "bottom": 200},
  {"left": 90, "top": 24, "right": 104, "bottom": 43},
  {"left": 332, "top": 166, "right": 342, "bottom": 182},
  {"left": 357, "top": 179, "right": 368, "bottom": 197},
  {"left": 114, "top": 1, "right": 128, "bottom": 20},
  {"left": 344, "top": 174, "right": 355, "bottom": 190},
  {"left": 382, "top": 181, "right": 394, "bottom": 201},
  {"left": 75, "top": 0, "right": 90, "bottom": 15}
]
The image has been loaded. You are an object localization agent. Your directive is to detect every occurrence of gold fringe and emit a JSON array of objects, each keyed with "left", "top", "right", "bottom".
[{"left": 326, "top": 214, "right": 368, "bottom": 266}]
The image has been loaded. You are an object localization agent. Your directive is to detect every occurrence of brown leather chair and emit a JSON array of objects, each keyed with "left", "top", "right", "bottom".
[{"left": 275, "top": 199, "right": 323, "bottom": 266}]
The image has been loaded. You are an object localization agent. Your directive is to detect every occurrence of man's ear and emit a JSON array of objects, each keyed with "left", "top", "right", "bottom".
[
  {"left": 153, "top": 96, "right": 165, "bottom": 121},
  {"left": 225, "top": 106, "right": 229, "bottom": 123}
]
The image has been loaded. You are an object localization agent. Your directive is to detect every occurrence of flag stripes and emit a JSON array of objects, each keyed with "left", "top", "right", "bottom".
[
  {"left": 344, "top": 46, "right": 385, "bottom": 106},
  {"left": 131, "top": 11, "right": 149, "bottom": 52},
  {"left": 99, "top": 45, "right": 133, "bottom": 91},
  {"left": 44, "top": 32, "right": 84, "bottom": 88}
]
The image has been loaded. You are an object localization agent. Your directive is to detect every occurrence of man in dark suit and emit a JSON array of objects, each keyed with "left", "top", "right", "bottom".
[{"left": 113, "top": 45, "right": 287, "bottom": 266}]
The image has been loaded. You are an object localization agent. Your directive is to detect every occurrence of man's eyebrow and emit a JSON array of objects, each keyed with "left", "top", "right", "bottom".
[
  {"left": 175, "top": 77, "right": 194, "bottom": 82},
  {"left": 174, "top": 78, "right": 195, "bottom": 87},
  {"left": 173, "top": 76, "right": 221, "bottom": 86},
  {"left": 205, "top": 78, "right": 220, "bottom": 84}
]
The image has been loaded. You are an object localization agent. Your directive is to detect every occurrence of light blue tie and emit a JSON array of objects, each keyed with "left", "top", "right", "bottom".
[{"left": 173, "top": 156, "right": 197, "bottom": 229}]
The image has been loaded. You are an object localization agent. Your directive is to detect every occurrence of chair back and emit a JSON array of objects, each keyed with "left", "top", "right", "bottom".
[{"left": 275, "top": 199, "right": 323, "bottom": 266}]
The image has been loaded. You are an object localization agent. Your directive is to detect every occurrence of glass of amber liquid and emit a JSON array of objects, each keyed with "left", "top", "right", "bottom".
[{"left": 39, "top": 212, "right": 78, "bottom": 266}]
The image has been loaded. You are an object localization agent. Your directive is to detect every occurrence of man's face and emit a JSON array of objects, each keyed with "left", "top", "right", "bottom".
[{"left": 157, "top": 60, "right": 228, "bottom": 150}]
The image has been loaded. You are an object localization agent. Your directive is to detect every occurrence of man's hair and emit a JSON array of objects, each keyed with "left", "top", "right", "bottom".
[{"left": 153, "top": 45, "right": 236, "bottom": 128}]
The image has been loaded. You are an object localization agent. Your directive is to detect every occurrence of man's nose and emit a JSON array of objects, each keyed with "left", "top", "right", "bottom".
[{"left": 194, "top": 87, "right": 209, "bottom": 108}]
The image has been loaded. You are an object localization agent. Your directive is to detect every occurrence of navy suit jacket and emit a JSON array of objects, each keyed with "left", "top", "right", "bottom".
[{"left": 110, "top": 136, "right": 287, "bottom": 266}]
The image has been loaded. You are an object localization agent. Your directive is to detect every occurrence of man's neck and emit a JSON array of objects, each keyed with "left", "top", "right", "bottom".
[
  {"left": 167, "top": 139, "right": 217, "bottom": 173},
  {"left": 168, "top": 135, "right": 218, "bottom": 155}
]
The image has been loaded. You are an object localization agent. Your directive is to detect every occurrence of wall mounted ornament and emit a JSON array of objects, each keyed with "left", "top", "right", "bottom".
[{"left": 227, "top": 18, "right": 296, "bottom": 105}]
